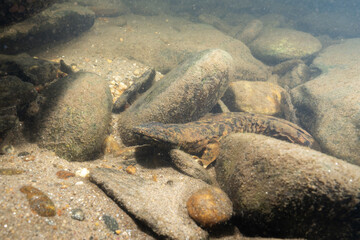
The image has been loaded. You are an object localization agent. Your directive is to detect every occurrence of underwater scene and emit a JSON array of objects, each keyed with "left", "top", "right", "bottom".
[{"left": 0, "top": 0, "right": 359, "bottom": 239}]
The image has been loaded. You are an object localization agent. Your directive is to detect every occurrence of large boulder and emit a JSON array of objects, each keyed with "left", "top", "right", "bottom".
[
  {"left": 31, "top": 72, "right": 112, "bottom": 161},
  {"left": 0, "top": 3, "right": 95, "bottom": 54},
  {"left": 114, "top": 15, "right": 271, "bottom": 81},
  {"left": 118, "top": 49, "right": 234, "bottom": 145},
  {"left": 216, "top": 133, "right": 360, "bottom": 239},
  {"left": 291, "top": 39, "right": 360, "bottom": 166},
  {"left": 250, "top": 28, "right": 322, "bottom": 65}
]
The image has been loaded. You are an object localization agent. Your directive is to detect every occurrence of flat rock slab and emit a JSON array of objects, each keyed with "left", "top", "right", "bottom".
[
  {"left": 291, "top": 38, "right": 360, "bottom": 165},
  {"left": 0, "top": 3, "right": 95, "bottom": 54},
  {"left": 118, "top": 48, "right": 233, "bottom": 145},
  {"left": 90, "top": 168, "right": 209, "bottom": 240},
  {"left": 216, "top": 133, "right": 360, "bottom": 239}
]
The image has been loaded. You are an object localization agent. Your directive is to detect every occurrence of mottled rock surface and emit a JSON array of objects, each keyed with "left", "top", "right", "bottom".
[
  {"left": 291, "top": 38, "right": 360, "bottom": 165},
  {"left": 250, "top": 28, "right": 322, "bottom": 65},
  {"left": 118, "top": 49, "right": 233, "bottom": 145},
  {"left": 31, "top": 72, "right": 112, "bottom": 161},
  {"left": 216, "top": 133, "right": 360, "bottom": 239},
  {"left": 90, "top": 167, "right": 209, "bottom": 240}
]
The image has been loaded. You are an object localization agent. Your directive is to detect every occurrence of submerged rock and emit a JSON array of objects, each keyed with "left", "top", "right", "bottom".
[
  {"left": 0, "top": 3, "right": 95, "bottom": 54},
  {"left": 32, "top": 72, "right": 112, "bottom": 161},
  {"left": 20, "top": 185, "right": 56, "bottom": 217},
  {"left": 0, "top": 54, "right": 59, "bottom": 85},
  {"left": 216, "top": 133, "right": 360, "bottom": 239},
  {"left": 90, "top": 168, "right": 209, "bottom": 240},
  {"left": 291, "top": 39, "right": 360, "bottom": 166},
  {"left": 118, "top": 49, "right": 233, "bottom": 145},
  {"left": 250, "top": 28, "right": 322, "bottom": 65},
  {"left": 187, "top": 186, "right": 233, "bottom": 228},
  {"left": 221, "top": 81, "right": 286, "bottom": 116}
]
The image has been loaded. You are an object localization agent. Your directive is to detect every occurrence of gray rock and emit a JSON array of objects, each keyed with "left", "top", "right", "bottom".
[
  {"left": 102, "top": 215, "right": 119, "bottom": 233},
  {"left": 118, "top": 49, "right": 233, "bottom": 145},
  {"left": 114, "top": 15, "right": 271, "bottom": 81},
  {"left": 90, "top": 168, "right": 209, "bottom": 240},
  {"left": 250, "top": 28, "right": 322, "bottom": 65},
  {"left": 216, "top": 133, "right": 360, "bottom": 239},
  {"left": 0, "top": 53, "right": 59, "bottom": 85},
  {"left": 71, "top": 208, "right": 85, "bottom": 221},
  {"left": 32, "top": 72, "right": 112, "bottom": 161},
  {"left": 0, "top": 3, "right": 95, "bottom": 54},
  {"left": 113, "top": 69, "right": 156, "bottom": 113},
  {"left": 291, "top": 39, "right": 360, "bottom": 166},
  {"left": 169, "top": 149, "right": 214, "bottom": 185}
]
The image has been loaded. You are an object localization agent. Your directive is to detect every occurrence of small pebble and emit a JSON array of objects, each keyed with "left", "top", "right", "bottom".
[
  {"left": 18, "top": 151, "right": 30, "bottom": 157},
  {"left": 20, "top": 185, "right": 56, "bottom": 217},
  {"left": 71, "top": 208, "right": 85, "bottom": 221},
  {"left": 75, "top": 168, "right": 90, "bottom": 178},
  {"left": 102, "top": 215, "right": 119, "bottom": 233},
  {"left": 187, "top": 187, "right": 233, "bottom": 227},
  {"left": 56, "top": 170, "right": 75, "bottom": 179},
  {"left": 125, "top": 165, "right": 136, "bottom": 175},
  {"left": 0, "top": 168, "right": 24, "bottom": 175}
]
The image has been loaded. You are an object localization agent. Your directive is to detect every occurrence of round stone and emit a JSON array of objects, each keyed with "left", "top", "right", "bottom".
[
  {"left": 250, "top": 28, "right": 322, "bottom": 64},
  {"left": 187, "top": 186, "right": 232, "bottom": 227}
]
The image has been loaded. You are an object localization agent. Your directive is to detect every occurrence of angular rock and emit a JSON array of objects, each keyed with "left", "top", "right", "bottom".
[
  {"left": 216, "top": 133, "right": 360, "bottom": 239},
  {"left": 221, "top": 81, "right": 286, "bottom": 116},
  {"left": 0, "top": 3, "right": 95, "bottom": 54},
  {"left": 31, "top": 72, "right": 112, "bottom": 161},
  {"left": 272, "top": 59, "right": 311, "bottom": 89},
  {"left": 250, "top": 28, "right": 322, "bottom": 65},
  {"left": 291, "top": 39, "right": 360, "bottom": 165},
  {"left": 118, "top": 49, "right": 233, "bottom": 145},
  {"left": 169, "top": 149, "right": 214, "bottom": 184},
  {"left": 90, "top": 168, "right": 209, "bottom": 240},
  {"left": 113, "top": 68, "right": 156, "bottom": 113},
  {"left": 0, "top": 54, "right": 59, "bottom": 85}
]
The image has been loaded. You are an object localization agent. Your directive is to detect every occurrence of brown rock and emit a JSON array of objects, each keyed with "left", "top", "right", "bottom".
[
  {"left": 222, "top": 81, "right": 286, "bottom": 116},
  {"left": 187, "top": 186, "right": 233, "bottom": 228},
  {"left": 20, "top": 185, "right": 56, "bottom": 217}
]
